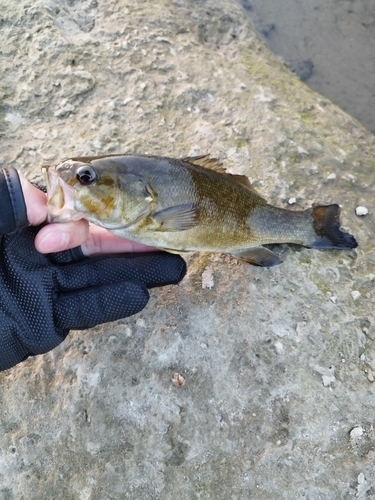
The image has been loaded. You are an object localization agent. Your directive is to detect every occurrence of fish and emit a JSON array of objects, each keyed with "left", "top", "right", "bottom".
[{"left": 43, "top": 154, "right": 358, "bottom": 267}]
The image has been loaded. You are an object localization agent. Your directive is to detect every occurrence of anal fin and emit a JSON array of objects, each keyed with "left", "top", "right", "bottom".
[{"left": 230, "top": 247, "right": 282, "bottom": 267}]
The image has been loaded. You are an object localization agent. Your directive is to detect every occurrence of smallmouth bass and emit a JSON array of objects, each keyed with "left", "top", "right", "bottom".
[{"left": 43, "top": 154, "right": 357, "bottom": 266}]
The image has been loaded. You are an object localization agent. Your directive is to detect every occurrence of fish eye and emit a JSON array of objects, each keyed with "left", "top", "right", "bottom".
[{"left": 76, "top": 165, "right": 97, "bottom": 185}]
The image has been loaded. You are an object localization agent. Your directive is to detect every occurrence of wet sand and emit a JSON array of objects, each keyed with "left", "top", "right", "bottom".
[{"left": 238, "top": 0, "right": 375, "bottom": 133}]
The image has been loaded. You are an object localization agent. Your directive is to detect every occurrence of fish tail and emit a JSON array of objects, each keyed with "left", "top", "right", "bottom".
[{"left": 307, "top": 204, "right": 357, "bottom": 249}]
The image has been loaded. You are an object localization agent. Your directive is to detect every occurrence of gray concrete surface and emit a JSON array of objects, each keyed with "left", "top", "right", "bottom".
[{"left": 0, "top": 0, "right": 374, "bottom": 498}]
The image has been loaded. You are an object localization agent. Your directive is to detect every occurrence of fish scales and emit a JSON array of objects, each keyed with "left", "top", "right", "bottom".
[
  {"left": 131, "top": 157, "right": 266, "bottom": 250},
  {"left": 43, "top": 154, "right": 357, "bottom": 267}
]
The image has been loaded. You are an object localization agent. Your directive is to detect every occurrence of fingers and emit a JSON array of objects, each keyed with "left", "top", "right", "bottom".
[
  {"left": 80, "top": 224, "right": 156, "bottom": 256},
  {"left": 19, "top": 176, "right": 48, "bottom": 226},
  {"left": 35, "top": 221, "right": 155, "bottom": 255},
  {"left": 107, "top": 252, "right": 187, "bottom": 288},
  {"left": 55, "top": 280, "right": 149, "bottom": 330},
  {"left": 56, "top": 252, "right": 187, "bottom": 291},
  {"left": 35, "top": 219, "right": 89, "bottom": 253}
]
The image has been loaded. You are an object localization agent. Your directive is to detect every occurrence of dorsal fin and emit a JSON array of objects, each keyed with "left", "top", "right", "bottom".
[
  {"left": 230, "top": 174, "right": 253, "bottom": 191},
  {"left": 229, "top": 174, "right": 266, "bottom": 199},
  {"left": 182, "top": 155, "right": 265, "bottom": 200},
  {"left": 182, "top": 155, "right": 227, "bottom": 174}
]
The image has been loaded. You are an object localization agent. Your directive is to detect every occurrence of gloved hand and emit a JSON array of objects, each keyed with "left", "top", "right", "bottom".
[{"left": 0, "top": 168, "right": 186, "bottom": 371}]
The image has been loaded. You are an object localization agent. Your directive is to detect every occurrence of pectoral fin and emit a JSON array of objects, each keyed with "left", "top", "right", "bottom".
[
  {"left": 152, "top": 203, "right": 199, "bottom": 231},
  {"left": 230, "top": 247, "right": 282, "bottom": 267}
]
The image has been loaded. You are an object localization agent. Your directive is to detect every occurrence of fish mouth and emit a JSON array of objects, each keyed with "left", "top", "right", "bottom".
[{"left": 42, "top": 165, "right": 83, "bottom": 223}]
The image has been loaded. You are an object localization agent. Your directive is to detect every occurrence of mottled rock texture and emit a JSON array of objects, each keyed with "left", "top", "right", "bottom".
[{"left": 1, "top": 0, "right": 374, "bottom": 499}]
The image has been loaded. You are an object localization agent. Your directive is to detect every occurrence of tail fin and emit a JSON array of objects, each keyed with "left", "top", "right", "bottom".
[{"left": 308, "top": 204, "right": 357, "bottom": 249}]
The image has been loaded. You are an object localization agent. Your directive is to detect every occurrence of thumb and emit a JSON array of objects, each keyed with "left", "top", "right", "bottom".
[
  {"left": 19, "top": 176, "right": 48, "bottom": 225},
  {"left": 54, "top": 280, "right": 149, "bottom": 330}
]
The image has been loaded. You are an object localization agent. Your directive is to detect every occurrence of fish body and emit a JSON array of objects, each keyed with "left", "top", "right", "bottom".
[{"left": 43, "top": 154, "right": 357, "bottom": 266}]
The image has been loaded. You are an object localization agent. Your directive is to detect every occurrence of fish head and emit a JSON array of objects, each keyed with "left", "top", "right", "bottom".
[{"left": 43, "top": 158, "right": 155, "bottom": 229}]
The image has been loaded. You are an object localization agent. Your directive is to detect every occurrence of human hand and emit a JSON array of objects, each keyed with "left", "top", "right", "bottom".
[{"left": 0, "top": 168, "right": 186, "bottom": 371}]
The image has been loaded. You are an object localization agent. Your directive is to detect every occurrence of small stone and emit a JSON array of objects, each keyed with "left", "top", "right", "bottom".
[
  {"left": 274, "top": 342, "right": 284, "bottom": 354},
  {"left": 312, "top": 364, "right": 336, "bottom": 387},
  {"left": 357, "top": 472, "right": 371, "bottom": 496},
  {"left": 288, "top": 197, "right": 296, "bottom": 205},
  {"left": 350, "top": 426, "right": 363, "bottom": 440},
  {"left": 351, "top": 290, "right": 361, "bottom": 301},
  {"left": 329, "top": 296, "right": 337, "bottom": 304},
  {"left": 326, "top": 173, "right": 336, "bottom": 180},
  {"left": 202, "top": 266, "right": 214, "bottom": 289},
  {"left": 172, "top": 373, "right": 185, "bottom": 387},
  {"left": 355, "top": 206, "right": 369, "bottom": 216},
  {"left": 322, "top": 374, "right": 335, "bottom": 387}
]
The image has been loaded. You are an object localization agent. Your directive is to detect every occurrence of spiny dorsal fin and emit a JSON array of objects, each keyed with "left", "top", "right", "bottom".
[
  {"left": 182, "top": 155, "right": 266, "bottom": 200},
  {"left": 182, "top": 155, "right": 227, "bottom": 174}
]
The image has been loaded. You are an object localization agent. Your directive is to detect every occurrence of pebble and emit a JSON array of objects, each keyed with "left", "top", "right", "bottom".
[
  {"left": 172, "top": 373, "right": 185, "bottom": 387},
  {"left": 202, "top": 266, "right": 214, "bottom": 289},
  {"left": 326, "top": 173, "right": 336, "bottom": 180},
  {"left": 357, "top": 472, "right": 370, "bottom": 494},
  {"left": 288, "top": 197, "right": 296, "bottom": 205},
  {"left": 350, "top": 426, "right": 363, "bottom": 440},
  {"left": 355, "top": 206, "right": 368, "bottom": 216},
  {"left": 351, "top": 290, "right": 361, "bottom": 300}
]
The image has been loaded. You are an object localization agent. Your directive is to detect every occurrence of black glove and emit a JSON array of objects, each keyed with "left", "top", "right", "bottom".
[{"left": 0, "top": 168, "right": 186, "bottom": 371}]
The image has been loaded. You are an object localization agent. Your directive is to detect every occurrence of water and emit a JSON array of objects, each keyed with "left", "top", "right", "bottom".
[{"left": 237, "top": 0, "right": 375, "bottom": 133}]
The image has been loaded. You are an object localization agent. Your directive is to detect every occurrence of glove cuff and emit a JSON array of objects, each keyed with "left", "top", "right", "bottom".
[{"left": 0, "top": 168, "right": 28, "bottom": 234}]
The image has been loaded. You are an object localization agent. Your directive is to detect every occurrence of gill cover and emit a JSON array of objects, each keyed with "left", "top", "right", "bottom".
[{"left": 71, "top": 161, "right": 155, "bottom": 230}]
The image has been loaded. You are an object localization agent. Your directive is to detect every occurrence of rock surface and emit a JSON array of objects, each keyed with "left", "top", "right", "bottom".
[{"left": 1, "top": 0, "right": 374, "bottom": 499}]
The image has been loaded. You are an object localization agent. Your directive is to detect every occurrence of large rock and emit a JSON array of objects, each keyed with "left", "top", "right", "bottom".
[{"left": 1, "top": 0, "right": 374, "bottom": 498}]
